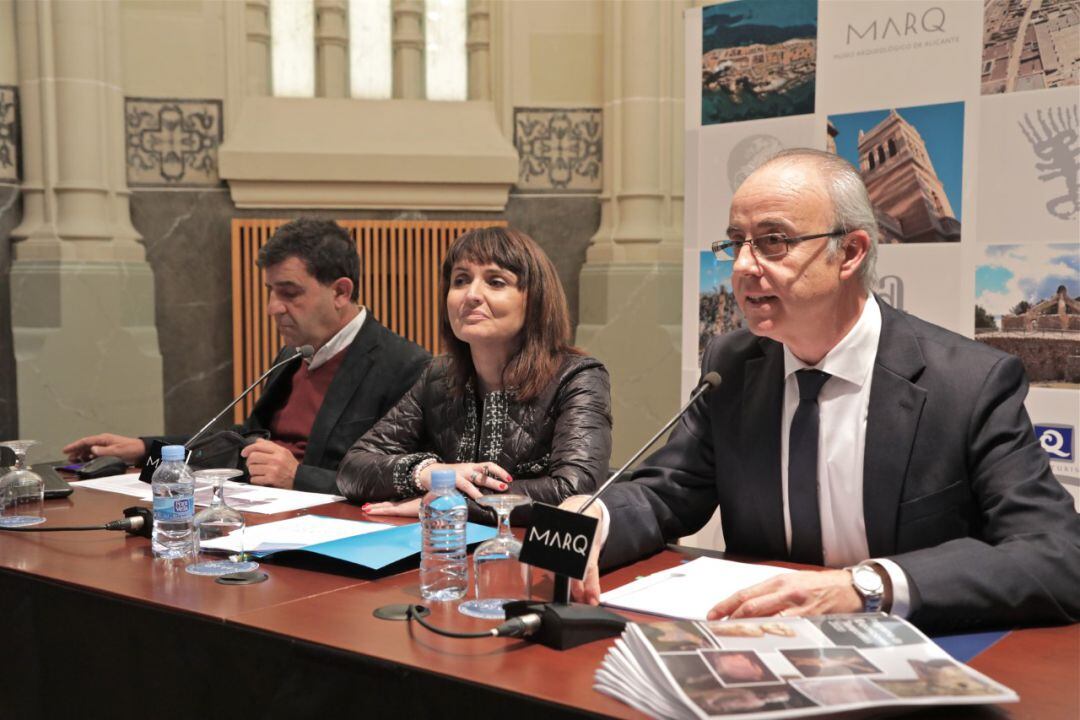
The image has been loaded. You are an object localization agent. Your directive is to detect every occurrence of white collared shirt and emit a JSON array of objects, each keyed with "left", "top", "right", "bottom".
[
  {"left": 308, "top": 307, "right": 366, "bottom": 370},
  {"left": 780, "top": 294, "right": 910, "bottom": 616}
]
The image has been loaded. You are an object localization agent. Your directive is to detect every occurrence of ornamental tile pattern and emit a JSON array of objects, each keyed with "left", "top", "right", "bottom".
[
  {"left": 513, "top": 107, "right": 602, "bottom": 193},
  {"left": 125, "top": 97, "right": 223, "bottom": 186},
  {"left": 0, "top": 86, "right": 19, "bottom": 183}
]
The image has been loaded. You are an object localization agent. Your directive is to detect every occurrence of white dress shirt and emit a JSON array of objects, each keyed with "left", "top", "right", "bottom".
[
  {"left": 307, "top": 307, "right": 366, "bottom": 370},
  {"left": 780, "top": 295, "right": 909, "bottom": 615}
]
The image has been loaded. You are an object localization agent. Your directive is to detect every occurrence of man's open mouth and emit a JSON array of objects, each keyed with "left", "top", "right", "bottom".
[{"left": 745, "top": 295, "right": 777, "bottom": 306}]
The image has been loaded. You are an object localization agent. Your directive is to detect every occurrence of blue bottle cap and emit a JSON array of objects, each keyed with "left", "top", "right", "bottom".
[
  {"left": 430, "top": 469, "right": 456, "bottom": 491},
  {"left": 161, "top": 445, "right": 186, "bottom": 462}
]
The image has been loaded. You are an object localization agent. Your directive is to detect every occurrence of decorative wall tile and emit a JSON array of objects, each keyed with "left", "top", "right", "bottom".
[
  {"left": 125, "top": 98, "right": 223, "bottom": 186},
  {"left": 0, "top": 86, "right": 19, "bottom": 183},
  {"left": 514, "top": 108, "right": 602, "bottom": 193}
]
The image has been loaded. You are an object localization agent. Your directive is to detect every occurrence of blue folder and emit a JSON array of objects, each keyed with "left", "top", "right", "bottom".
[
  {"left": 250, "top": 520, "right": 498, "bottom": 570},
  {"left": 930, "top": 629, "right": 1009, "bottom": 662}
]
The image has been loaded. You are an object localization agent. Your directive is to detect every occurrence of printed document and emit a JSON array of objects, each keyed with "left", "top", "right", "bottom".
[
  {"left": 601, "top": 557, "right": 793, "bottom": 620},
  {"left": 73, "top": 474, "right": 345, "bottom": 515}
]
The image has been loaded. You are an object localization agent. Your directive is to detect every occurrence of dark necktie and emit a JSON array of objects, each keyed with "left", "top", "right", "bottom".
[{"left": 789, "top": 369, "right": 831, "bottom": 565}]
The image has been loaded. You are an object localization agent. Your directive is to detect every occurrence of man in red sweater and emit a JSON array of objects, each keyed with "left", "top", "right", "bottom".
[{"left": 64, "top": 219, "right": 429, "bottom": 494}]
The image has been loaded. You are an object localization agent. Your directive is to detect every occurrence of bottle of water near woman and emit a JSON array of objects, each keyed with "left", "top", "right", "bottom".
[
  {"left": 151, "top": 445, "right": 196, "bottom": 559},
  {"left": 419, "top": 469, "right": 468, "bottom": 601}
]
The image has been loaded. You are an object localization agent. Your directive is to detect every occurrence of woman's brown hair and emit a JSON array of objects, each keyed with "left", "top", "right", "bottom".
[{"left": 439, "top": 226, "right": 580, "bottom": 401}]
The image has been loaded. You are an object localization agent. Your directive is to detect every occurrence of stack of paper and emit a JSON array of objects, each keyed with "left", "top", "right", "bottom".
[{"left": 596, "top": 614, "right": 1017, "bottom": 720}]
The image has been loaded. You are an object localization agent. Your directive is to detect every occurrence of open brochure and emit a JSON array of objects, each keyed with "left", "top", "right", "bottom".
[{"left": 595, "top": 614, "right": 1017, "bottom": 720}]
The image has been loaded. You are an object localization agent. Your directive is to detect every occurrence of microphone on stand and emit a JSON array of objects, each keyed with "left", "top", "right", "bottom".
[
  {"left": 185, "top": 345, "right": 314, "bottom": 448},
  {"left": 502, "top": 371, "right": 723, "bottom": 650},
  {"left": 578, "top": 371, "right": 722, "bottom": 517}
]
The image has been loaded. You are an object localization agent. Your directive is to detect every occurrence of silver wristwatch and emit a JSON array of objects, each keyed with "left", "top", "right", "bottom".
[{"left": 848, "top": 562, "right": 885, "bottom": 613}]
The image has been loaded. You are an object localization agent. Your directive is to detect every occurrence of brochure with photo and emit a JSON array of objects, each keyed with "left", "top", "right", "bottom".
[{"left": 594, "top": 614, "right": 1016, "bottom": 719}]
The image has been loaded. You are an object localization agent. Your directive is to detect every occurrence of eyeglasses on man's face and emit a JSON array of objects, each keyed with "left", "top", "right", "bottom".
[{"left": 711, "top": 230, "right": 846, "bottom": 261}]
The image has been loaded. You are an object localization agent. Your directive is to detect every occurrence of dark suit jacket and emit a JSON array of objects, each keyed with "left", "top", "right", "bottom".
[
  {"left": 244, "top": 316, "right": 430, "bottom": 494},
  {"left": 600, "top": 300, "right": 1080, "bottom": 632}
]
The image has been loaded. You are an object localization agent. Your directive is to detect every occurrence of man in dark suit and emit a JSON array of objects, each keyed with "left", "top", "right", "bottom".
[
  {"left": 568, "top": 149, "right": 1079, "bottom": 632},
  {"left": 64, "top": 218, "right": 430, "bottom": 495}
]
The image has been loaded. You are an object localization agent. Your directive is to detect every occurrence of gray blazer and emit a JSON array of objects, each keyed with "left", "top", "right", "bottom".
[{"left": 599, "top": 300, "right": 1080, "bottom": 632}]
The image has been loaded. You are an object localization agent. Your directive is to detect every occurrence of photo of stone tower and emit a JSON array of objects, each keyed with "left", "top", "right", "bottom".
[
  {"left": 829, "top": 102, "right": 965, "bottom": 244},
  {"left": 857, "top": 110, "right": 961, "bottom": 243}
]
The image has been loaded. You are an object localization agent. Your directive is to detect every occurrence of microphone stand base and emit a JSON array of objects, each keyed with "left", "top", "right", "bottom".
[{"left": 502, "top": 600, "right": 628, "bottom": 650}]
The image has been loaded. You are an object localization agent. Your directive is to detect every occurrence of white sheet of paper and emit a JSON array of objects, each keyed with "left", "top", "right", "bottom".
[
  {"left": 199, "top": 514, "right": 388, "bottom": 553},
  {"left": 72, "top": 475, "right": 344, "bottom": 515},
  {"left": 196, "top": 481, "right": 344, "bottom": 515},
  {"left": 600, "top": 556, "right": 794, "bottom": 621},
  {"left": 72, "top": 474, "right": 153, "bottom": 499}
]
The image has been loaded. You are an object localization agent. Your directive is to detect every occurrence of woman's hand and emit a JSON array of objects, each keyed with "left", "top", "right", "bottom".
[
  {"left": 418, "top": 462, "right": 513, "bottom": 500},
  {"left": 363, "top": 498, "right": 422, "bottom": 517}
]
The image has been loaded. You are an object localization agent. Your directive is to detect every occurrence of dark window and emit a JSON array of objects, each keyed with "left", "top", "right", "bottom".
[
  {"left": 888, "top": 139, "right": 897, "bottom": 156},
  {"left": 878, "top": 146, "right": 886, "bottom": 165}
]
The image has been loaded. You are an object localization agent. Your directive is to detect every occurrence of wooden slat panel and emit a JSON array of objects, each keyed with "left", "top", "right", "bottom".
[{"left": 230, "top": 219, "right": 506, "bottom": 421}]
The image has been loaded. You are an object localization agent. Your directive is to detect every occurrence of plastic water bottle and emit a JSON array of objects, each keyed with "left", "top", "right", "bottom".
[
  {"left": 151, "top": 445, "right": 196, "bottom": 559},
  {"left": 419, "top": 469, "right": 468, "bottom": 602}
]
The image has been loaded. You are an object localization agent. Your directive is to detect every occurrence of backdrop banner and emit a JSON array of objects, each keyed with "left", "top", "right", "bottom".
[{"left": 683, "top": 0, "right": 1080, "bottom": 548}]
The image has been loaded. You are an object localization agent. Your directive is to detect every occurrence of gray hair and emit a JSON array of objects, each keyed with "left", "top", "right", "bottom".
[{"left": 758, "top": 148, "right": 879, "bottom": 291}]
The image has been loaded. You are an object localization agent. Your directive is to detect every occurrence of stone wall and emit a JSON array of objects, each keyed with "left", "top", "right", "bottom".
[{"left": 978, "top": 336, "right": 1080, "bottom": 385}]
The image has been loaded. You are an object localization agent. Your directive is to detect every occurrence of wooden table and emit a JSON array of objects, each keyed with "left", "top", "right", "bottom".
[{"left": 0, "top": 487, "right": 1076, "bottom": 719}]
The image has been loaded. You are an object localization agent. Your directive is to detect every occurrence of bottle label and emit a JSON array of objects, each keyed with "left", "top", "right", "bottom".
[{"left": 154, "top": 495, "right": 194, "bottom": 521}]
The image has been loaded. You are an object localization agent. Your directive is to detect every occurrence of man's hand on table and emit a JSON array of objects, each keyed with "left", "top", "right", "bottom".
[
  {"left": 242, "top": 439, "right": 299, "bottom": 489},
  {"left": 62, "top": 433, "right": 146, "bottom": 465},
  {"left": 707, "top": 569, "right": 862, "bottom": 620}
]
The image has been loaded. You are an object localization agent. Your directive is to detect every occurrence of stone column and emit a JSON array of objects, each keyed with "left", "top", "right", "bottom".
[
  {"left": 9, "top": 0, "right": 163, "bottom": 456},
  {"left": 392, "top": 0, "right": 425, "bottom": 99},
  {"left": 315, "top": 0, "right": 349, "bottom": 98},
  {"left": 576, "top": 0, "right": 687, "bottom": 463},
  {"left": 246, "top": 0, "right": 271, "bottom": 96},
  {"left": 466, "top": 0, "right": 491, "bottom": 101}
]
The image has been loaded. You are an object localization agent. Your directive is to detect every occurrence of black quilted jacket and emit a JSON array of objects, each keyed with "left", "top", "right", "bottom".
[{"left": 336, "top": 353, "right": 612, "bottom": 524}]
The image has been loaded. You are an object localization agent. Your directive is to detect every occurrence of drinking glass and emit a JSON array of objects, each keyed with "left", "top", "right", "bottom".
[
  {"left": 0, "top": 440, "right": 45, "bottom": 528},
  {"left": 186, "top": 468, "right": 259, "bottom": 576},
  {"left": 458, "top": 494, "right": 532, "bottom": 620}
]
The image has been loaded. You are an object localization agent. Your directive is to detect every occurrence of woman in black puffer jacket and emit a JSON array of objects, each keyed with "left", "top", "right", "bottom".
[{"left": 336, "top": 226, "right": 612, "bottom": 524}]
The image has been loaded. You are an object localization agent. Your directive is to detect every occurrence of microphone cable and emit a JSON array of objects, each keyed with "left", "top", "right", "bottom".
[
  {"left": 406, "top": 604, "right": 541, "bottom": 639},
  {"left": 0, "top": 507, "right": 152, "bottom": 537}
]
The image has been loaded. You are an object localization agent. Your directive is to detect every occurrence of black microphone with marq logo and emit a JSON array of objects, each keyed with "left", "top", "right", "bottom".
[
  {"left": 185, "top": 345, "right": 314, "bottom": 449},
  {"left": 503, "top": 371, "right": 723, "bottom": 650}
]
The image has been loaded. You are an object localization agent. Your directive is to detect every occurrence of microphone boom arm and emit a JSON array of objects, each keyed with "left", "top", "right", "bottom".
[
  {"left": 185, "top": 346, "right": 311, "bottom": 448},
  {"left": 579, "top": 372, "right": 720, "bottom": 514}
]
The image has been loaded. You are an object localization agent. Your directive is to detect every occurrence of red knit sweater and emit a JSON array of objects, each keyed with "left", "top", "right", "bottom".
[{"left": 268, "top": 350, "right": 348, "bottom": 460}]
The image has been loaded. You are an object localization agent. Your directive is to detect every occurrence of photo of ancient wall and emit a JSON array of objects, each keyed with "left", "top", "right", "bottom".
[
  {"left": 982, "top": 0, "right": 1080, "bottom": 94},
  {"left": 699, "top": 251, "right": 744, "bottom": 361},
  {"left": 975, "top": 244, "right": 1080, "bottom": 388},
  {"left": 828, "top": 102, "right": 964, "bottom": 244},
  {"left": 701, "top": 0, "right": 817, "bottom": 126}
]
